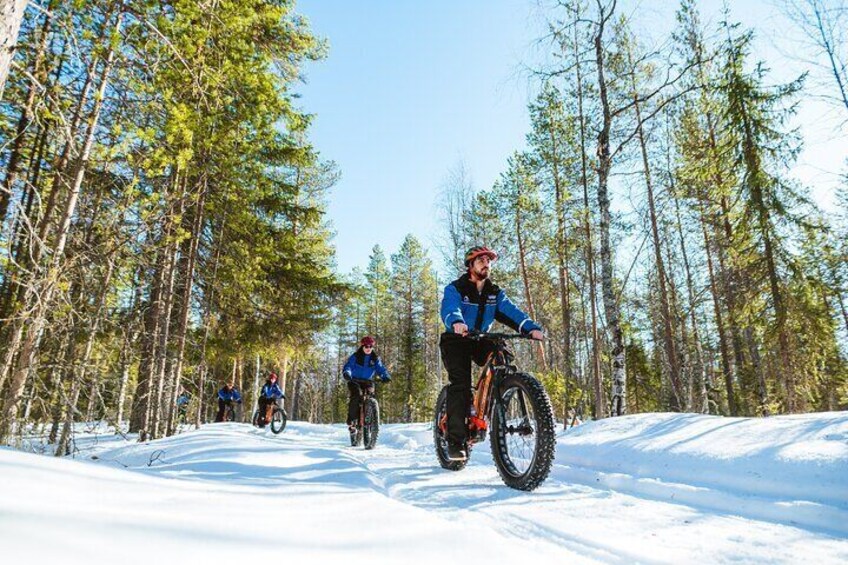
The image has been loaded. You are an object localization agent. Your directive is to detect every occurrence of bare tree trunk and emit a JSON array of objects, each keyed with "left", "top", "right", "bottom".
[
  {"left": 545, "top": 95, "right": 574, "bottom": 408},
  {"left": 0, "top": 0, "right": 55, "bottom": 222},
  {"left": 130, "top": 218, "right": 172, "bottom": 437},
  {"left": 151, "top": 226, "right": 179, "bottom": 438},
  {"left": 836, "top": 289, "right": 848, "bottom": 337},
  {"left": 292, "top": 366, "right": 301, "bottom": 421},
  {"left": 405, "top": 278, "right": 413, "bottom": 423},
  {"left": 46, "top": 339, "right": 67, "bottom": 443},
  {"left": 698, "top": 202, "right": 736, "bottom": 415},
  {"left": 673, "top": 192, "right": 708, "bottom": 413},
  {"left": 0, "top": 0, "right": 29, "bottom": 102},
  {"left": 194, "top": 213, "right": 226, "bottom": 428},
  {"left": 114, "top": 328, "right": 135, "bottom": 427},
  {"left": 166, "top": 178, "right": 206, "bottom": 436},
  {"left": 593, "top": 0, "right": 625, "bottom": 417},
  {"left": 568, "top": 5, "right": 603, "bottom": 420},
  {"left": 195, "top": 365, "right": 207, "bottom": 427}
]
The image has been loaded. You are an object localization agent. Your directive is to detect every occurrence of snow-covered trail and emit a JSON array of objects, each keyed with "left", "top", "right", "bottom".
[{"left": 2, "top": 413, "right": 847, "bottom": 564}]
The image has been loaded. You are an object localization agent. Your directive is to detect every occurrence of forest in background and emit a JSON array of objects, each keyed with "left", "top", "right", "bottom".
[{"left": 0, "top": 0, "right": 846, "bottom": 454}]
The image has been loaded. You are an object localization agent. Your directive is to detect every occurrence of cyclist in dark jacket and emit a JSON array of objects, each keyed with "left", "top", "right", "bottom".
[
  {"left": 257, "top": 373, "right": 284, "bottom": 427},
  {"left": 215, "top": 380, "right": 242, "bottom": 422},
  {"left": 439, "top": 246, "right": 543, "bottom": 461},
  {"left": 176, "top": 388, "right": 190, "bottom": 422},
  {"left": 343, "top": 336, "right": 390, "bottom": 439}
]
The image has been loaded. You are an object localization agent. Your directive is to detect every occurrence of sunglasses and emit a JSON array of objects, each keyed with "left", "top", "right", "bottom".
[{"left": 363, "top": 345, "right": 374, "bottom": 349}]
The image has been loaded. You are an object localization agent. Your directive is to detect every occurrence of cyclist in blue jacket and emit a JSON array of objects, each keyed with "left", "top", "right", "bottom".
[
  {"left": 439, "top": 246, "right": 543, "bottom": 461},
  {"left": 257, "top": 372, "right": 284, "bottom": 427},
  {"left": 176, "top": 388, "right": 190, "bottom": 422},
  {"left": 343, "top": 336, "right": 391, "bottom": 440},
  {"left": 215, "top": 379, "right": 242, "bottom": 422}
]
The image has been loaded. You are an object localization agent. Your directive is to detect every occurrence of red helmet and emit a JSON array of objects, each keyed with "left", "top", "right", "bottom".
[
  {"left": 464, "top": 246, "right": 498, "bottom": 268},
  {"left": 268, "top": 372, "right": 278, "bottom": 381},
  {"left": 361, "top": 336, "right": 376, "bottom": 347}
]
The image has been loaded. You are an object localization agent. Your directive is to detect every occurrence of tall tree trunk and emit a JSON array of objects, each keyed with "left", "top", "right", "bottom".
[
  {"left": 548, "top": 113, "right": 574, "bottom": 412},
  {"left": 571, "top": 5, "right": 603, "bottom": 420},
  {"left": 151, "top": 223, "right": 179, "bottom": 438},
  {"left": 673, "top": 192, "right": 708, "bottom": 413},
  {"left": 194, "top": 208, "right": 226, "bottom": 428},
  {"left": 836, "top": 289, "right": 848, "bottom": 337},
  {"left": 0, "top": 0, "right": 55, "bottom": 222},
  {"left": 697, "top": 199, "right": 737, "bottom": 415},
  {"left": 0, "top": 0, "right": 29, "bottom": 102},
  {"left": 46, "top": 334, "right": 69, "bottom": 444},
  {"left": 130, "top": 213, "right": 172, "bottom": 437},
  {"left": 593, "top": 0, "right": 625, "bottom": 417},
  {"left": 115, "top": 324, "right": 136, "bottom": 427},
  {"left": 166, "top": 177, "right": 206, "bottom": 436}
]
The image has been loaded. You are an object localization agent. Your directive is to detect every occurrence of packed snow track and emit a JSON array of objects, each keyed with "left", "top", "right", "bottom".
[{"left": 1, "top": 412, "right": 846, "bottom": 564}]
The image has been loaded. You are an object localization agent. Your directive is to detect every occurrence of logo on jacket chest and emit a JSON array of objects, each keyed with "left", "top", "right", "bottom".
[{"left": 461, "top": 295, "right": 497, "bottom": 306}]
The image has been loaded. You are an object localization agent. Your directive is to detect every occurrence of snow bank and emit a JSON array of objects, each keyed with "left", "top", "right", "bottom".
[{"left": 554, "top": 412, "right": 848, "bottom": 536}]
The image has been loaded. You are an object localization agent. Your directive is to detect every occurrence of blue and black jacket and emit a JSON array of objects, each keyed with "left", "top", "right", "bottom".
[
  {"left": 218, "top": 386, "right": 242, "bottom": 402},
  {"left": 440, "top": 273, "right": 541, "bottom": 334},
  {"left": 343, "top": 350, "right": 390, "bottom": 382},
  {"left": 260, "top": 381, "right": 284, "bottom": 399}
]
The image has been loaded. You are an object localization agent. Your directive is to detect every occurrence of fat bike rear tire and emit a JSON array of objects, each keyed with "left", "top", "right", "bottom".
[{"left": 433, "top": 385, "right": 468, "bottom": 471}]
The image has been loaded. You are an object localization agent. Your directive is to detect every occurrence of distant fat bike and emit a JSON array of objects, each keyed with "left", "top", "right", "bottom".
[
  {"left": 253, "top": 401, "right": 288, "bottom": 434},
  {"left": 433, "top": 332, "right": 556, "bottom": 491},
  {"left": 222, "top": 401, "right": 240, "bottom": 423},
  {"left": 349, "top": 383, "right": 381, "bottom": 450}
]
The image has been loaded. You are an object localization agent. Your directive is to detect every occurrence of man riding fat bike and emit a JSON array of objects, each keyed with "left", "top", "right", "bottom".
[
  {"left": 215, "top": 379, "right": 242, "bottom": 422},
  {"left": 439, "top": 246, "right": 544, "bottom": 461},
  {"left": 343, "top": 336, "right": 391, "bottom": 444},
  {"left": 256, "top": 372, "right": 284, "bottom": 428}
]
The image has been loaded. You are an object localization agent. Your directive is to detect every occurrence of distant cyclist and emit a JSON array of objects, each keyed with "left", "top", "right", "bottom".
[
  {"left": 439, "top": 246, "right": 543, "bottom": 461},
  {"left": 215, "top": 379, "right": 242, "bottom": 422},
  {"left": 176, "top": 388, "right": 190, "bottom": 422},
  {"left": 256, "top": 372, "right": 284, "bottom": 428},
  {"left": 343, "top": 336, "right": 390, "bottom": 442}
]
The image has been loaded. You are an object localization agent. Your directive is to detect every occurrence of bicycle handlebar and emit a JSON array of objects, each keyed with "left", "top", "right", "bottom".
[{"left": 466, "top": 331, "right": 537, "bottom": 341}]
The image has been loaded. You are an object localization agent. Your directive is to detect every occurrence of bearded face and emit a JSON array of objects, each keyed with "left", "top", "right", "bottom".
[{"left": 470, "top": 255, "right": 491, "bottom": 280}]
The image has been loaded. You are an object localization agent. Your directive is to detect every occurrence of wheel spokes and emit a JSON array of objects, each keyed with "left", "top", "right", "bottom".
[{"left": 501, "top": 387, "right": 538, "bottom": 475}]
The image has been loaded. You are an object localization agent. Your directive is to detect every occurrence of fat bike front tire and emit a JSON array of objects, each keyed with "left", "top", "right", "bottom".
[
  {"left": 490, "top": 372, "right": 556, "bottom": 491},
  {"left": 270, "top": 408, "right": 287, "bottom": 434},
  {"left": 363, "top": 399, "right": 380, "bottom": 450}
]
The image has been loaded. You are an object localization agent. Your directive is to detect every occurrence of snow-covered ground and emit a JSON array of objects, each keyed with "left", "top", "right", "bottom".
[{"left": 1, "top": 412, "right": 846, "bottom": 564}]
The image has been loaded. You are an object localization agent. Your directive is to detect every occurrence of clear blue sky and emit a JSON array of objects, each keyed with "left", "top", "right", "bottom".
[
  {"left": 296, "top": 0, "right": 542, "bottom": 273},
  {"left": 295, "top": 0, "right": 846, "bottom": 274}
]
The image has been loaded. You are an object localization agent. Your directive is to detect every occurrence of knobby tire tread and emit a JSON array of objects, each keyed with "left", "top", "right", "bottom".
[
  {"left": 490, "top": 372, "right": 556, "bottom": 491},
  {"left": 433, "top": 386, "right": 467, "bottom": 471}
]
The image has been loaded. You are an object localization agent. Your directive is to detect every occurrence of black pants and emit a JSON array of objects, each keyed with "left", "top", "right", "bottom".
[
  {"left": 215, "top": 399, "right": 234, "bottom": 422},
  {"left": 439, "top": 332, "right": 497, "bottom": 445},
  {"left": 347, "top": 380, "right": 374, "bottom": 426},
  {"left": 257, "top": 397, "right": 280, "bottom": 425}
]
